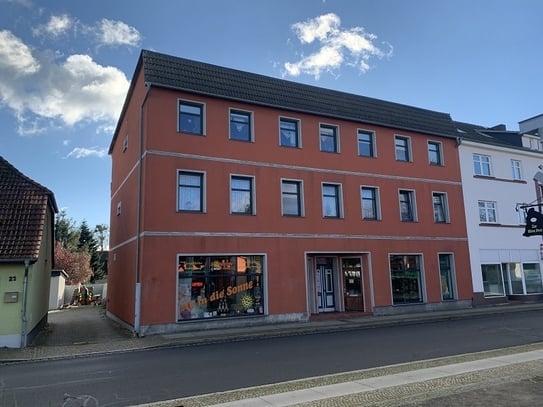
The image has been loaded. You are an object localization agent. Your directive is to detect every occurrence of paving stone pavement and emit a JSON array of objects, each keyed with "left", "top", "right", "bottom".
[{"left": 3, "top": 304, "right": 543, "bottom": 406}]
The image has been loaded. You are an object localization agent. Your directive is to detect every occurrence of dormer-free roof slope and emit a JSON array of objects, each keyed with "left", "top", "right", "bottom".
[
  {"left": 0, "top": 156, "right": 58, "bottom": 262},
  {"left": 111, "top": 49, "right": 456, "bottom": 152}
]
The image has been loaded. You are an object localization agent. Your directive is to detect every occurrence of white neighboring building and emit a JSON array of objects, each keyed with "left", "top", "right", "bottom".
[{"left": 457, "top": 116, "right": 543, "bottom": 305}]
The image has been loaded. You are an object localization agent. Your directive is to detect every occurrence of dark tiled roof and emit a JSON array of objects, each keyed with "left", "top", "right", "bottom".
[
  {"left": 111, "top": 49, "right": 456, "bottom": 151},
  {"left": 455, "top": 121, "right": 527, "bottom": 150},
  {"left": 0, "top": 156, "right": 58, "bottom": 262}
]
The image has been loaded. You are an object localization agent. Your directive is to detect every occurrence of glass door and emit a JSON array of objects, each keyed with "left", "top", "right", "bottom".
[
  {"left": 342, "top": 258, "right": 363, "bottom": 311},
  {"left": 316, "top": 257, "right": 335, "bottom": 312}
]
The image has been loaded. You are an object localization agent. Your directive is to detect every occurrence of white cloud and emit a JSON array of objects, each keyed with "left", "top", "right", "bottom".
[
  {"left": 98, "top": 19, "right": 141, "bottom": 47},
  {"left": 66, "top": 146, "right": 108, "bottom": 159},
  {"left": 0, "top": 31, "right": 130, "bottom": 134},
  {"left": 36, "top": 14, "right": 73, "bottom": 37},
  {"left": 0, "top": 30, "right": 40, "bottom": 75},
  {"left": 283, "top": 13, "right": 392, "bottom": 79}
]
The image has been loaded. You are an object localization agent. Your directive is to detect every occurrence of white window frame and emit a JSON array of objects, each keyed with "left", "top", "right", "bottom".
[
  {"left": 511, "top": 159, "right": 522, "bottom": 180},
  {"left": 473, "top": 153, "right": 492, "bottom": 176},
  {"left": 177, "top": 170, "right": 206, "bottom": 213},
  {"left": 280, "top": 178, "right": 304, "bottom": 216},
  {"left": 478, "top": 200, "right": 497, "bottom": 223},
  {"left": 321, "top": 182, "right": 343, "bottom": 218}
]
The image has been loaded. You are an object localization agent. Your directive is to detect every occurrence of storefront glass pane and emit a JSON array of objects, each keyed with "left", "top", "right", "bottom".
[
  {"left": 524, "top": 263, "right": 543, "bottom": 294},
  {"left": 482, "top": 264, "right": 504, "bottom": 296},
  {"left": 439, "top": 254, "right": 455, "bottom": 300},
  {"left": 177, "top": 255, "right": 264, "bottom": 321},
  {"left": 390, "top": 255, "right": 423, "bottom": 304},
  {"left": 503, "top": 263, "right": 523, "bottom": 294}
]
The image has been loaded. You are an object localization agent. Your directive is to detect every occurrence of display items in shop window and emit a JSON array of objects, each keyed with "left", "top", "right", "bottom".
[{"left": 177, "top": 255, "right": 264, "bottom": 321}]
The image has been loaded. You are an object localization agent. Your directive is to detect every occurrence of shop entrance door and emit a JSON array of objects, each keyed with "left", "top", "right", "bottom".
[
  {"left": 316, "top": 258, "right": 335, "bottom": 312},
  {"left": 342, "top": 258, "right": 364, "bottom": 311}
]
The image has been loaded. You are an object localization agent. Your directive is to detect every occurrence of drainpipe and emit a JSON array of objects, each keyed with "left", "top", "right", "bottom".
[
  {"left": 134, "top": 84, "right": 151, "bottom": 337},
  {"left": 20, "top": 259, "right": 30, "bottom": 348}
]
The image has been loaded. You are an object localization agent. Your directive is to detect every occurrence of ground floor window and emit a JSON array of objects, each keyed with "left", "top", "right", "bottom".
[
  {"left": 390, "top": 254, "right": 423, "bottom": 304},
  {"left": 177, "top": 255, "right": 264, "bottom": 321},
  {"left": 482, "top": 263, "right": 543, "bottom": 297},
  {"left": 482, "top": 264, "right": 504, "bottom": 296},
  {"left": 439, "top": 254, "right": 455, "bottom": 300}
]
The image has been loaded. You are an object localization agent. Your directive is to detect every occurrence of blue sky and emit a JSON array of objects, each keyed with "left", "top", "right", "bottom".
[{"left": 1, "top": 0, "right": 542, "bottom": 236}]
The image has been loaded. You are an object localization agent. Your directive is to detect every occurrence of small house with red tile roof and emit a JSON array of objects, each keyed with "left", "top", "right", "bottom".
[{"left": 0, "top": 156, "right": 58, "bottom": 348}]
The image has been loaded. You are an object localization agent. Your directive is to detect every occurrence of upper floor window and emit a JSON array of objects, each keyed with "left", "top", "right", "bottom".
[
  {"left": 320, "top": 124, "right": 339, "bottom": 153},
  {"left": 511, "top": 159, "right": 522, "bottom": 180},
  {"left": 230, "top": 110, "right": 252, "bottom": 141},
  {"left": 361, "top": 186, "right": 379, "bottom": 220},
  {"left": 281, "top": 180, "right": 303, "bottom": 216},
  {"left": 230, "top": 175, "right": 254, "bottom": 214},
  {"left": 399, "top": 190, "right": 416, "bottom": 221},
  {"left": 473, "top": 153, "right": 491, "bottom": 176},
  {"left": 179, "top": 100, "right": 204, "bottom": 135},
  {"left": 478, "top": 200, "right": 497, "bottom": 223},
  {"left": 280, "top": 118, "right": 301, "bottom": 148},
  {"left": 178, "top": 171, "right": 204, "bottom": 212},
  {"left": 357, "top": 130, "right": 375, "bottom": 157},
  {"left": 428, "top": 141, "right": 443, "bottom": 166},
  {"left": 395, "top": 136, "right": 411, "bottom": 161},
  {"left": 432, "top": 192, "right": 448, "bottom": 223},
  {"left": 322, "top": 183, "right": 342, "bottom": 218}
]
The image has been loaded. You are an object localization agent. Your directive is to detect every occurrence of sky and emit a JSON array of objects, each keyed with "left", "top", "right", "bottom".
[{"left": 1, "top": 0, "right": 542, "bottom": 235}]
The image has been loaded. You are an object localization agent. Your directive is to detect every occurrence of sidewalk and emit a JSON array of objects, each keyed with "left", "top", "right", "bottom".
[{"left": 2, "top": 304, "right": 543, "bottom": 406}]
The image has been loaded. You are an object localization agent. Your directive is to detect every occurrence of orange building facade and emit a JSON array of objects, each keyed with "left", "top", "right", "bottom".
[{"left": 108, "top": 50, "right": 473, "bottom": 335}]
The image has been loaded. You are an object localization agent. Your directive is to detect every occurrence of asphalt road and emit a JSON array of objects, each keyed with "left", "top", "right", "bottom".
[{"left": 2, "top": 310, "right": 543, "bottom": 407}]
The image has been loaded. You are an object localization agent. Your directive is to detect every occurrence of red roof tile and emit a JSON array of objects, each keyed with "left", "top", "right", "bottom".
[{"left": 0, "top": 156, "right": 58, "bottom": 262}]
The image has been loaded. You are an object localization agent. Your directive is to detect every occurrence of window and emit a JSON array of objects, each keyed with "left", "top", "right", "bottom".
[
  {"left": 322, "top": 183, "right": 341, "bottom": 218},
  {"left": 482, "top": 264, "right": 504, "bottom": 297},
  {"left": 230, "top": 110, "right": 252, "bottom": 141},
  {"left": 179, "top": 100, "right": 204, "bottom": 135},
  {"left": 231, "top": 176, "right": 254, "bottom": 214},
  {"left": 281, "top": 180, "right": 303, "bottom": 216},
  {"left": 395, "top": 136, "right": 410, "bottom": 161},
  {"left": 358, "top": 130, "right": 375, "bottom": 157},
  {"left": 361, "top": 186, "right": 379, "bottom": 220},
  {"left": 511, "top": 159, "right": 522, "bottom": 180},
  {"left": 390, "top": 255, "right": 423, "bottom": 304},
  {"left": 478, "top": 200, "right": 497, "bottom": 223},
  {"left": 116, "top": 201, "right": 122, "bottom": 216},
  {"left": 439, "top": 254, "right": 455, "bottom": 300},
  {"left": 428, "top": 141, "right": 442, "bottom": 165},
  {"left": 178, "top": 171, "right": 204, "bottom": 212},
  {"left": 432, "top": 192, "right": 448, "bottom": 223},
  {"left": 122, "top": 135, "right": 128, "bottom": 152},
  {"left": 524, "top": 263, "right": 543, "bottom": 294},
  {"left": 399, "top": 190, "right": 416, "bottom": 221},
  {"left": 178, "top": 255, "right": 264, "bottom": 321},
  {"left": 320, "top": 124, "right": 338, "bottom": 153},
  {"left": 280, "top": 118, "right": 300, "bottom": 148},
  {"left": 473, "top": 153, "right": 491, "bottom": 176}
]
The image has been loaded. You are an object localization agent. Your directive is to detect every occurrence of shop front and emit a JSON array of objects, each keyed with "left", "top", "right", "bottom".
[{"left": 177, "top": 254, "right": 264, "bottom": 321}]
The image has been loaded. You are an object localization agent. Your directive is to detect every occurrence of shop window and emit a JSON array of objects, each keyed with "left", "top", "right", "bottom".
[
  {"left": 524, "top": 263, "right": 543, "bottom": 294},
  {"left": 482, "top": 264, "right": 505, "bottom": 297},
  {"left": 390, "top": 254, "right": 423, "bottom": 305},
  {"left": 439, "top": 254, "right": 455, "bottom": 300},
  {"left": 177, "top": 255, "right": 264, "bottom": 321}
]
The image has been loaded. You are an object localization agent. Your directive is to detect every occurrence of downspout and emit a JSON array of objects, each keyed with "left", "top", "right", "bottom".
[
  {"left": 20, "top": 259, "right": 30, "bottom": 348},
  {"left": 134, "top": 84, "right": 151, "bottom": 336}
]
